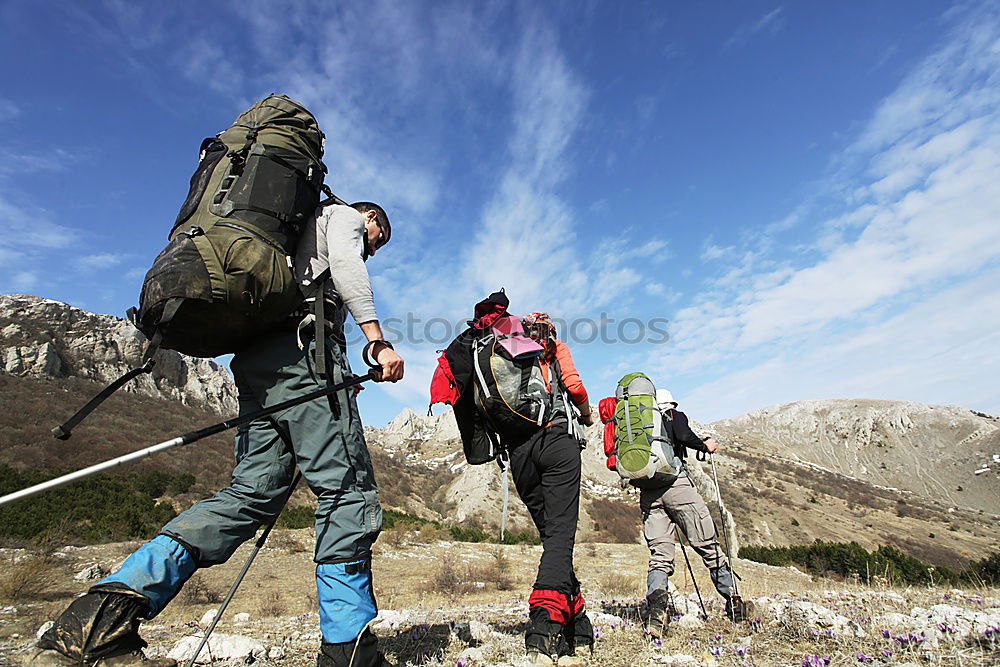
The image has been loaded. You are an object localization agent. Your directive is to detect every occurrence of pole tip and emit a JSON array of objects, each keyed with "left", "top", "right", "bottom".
[{"left": 52, "top": 425, "right": 71, "bottom": 440}]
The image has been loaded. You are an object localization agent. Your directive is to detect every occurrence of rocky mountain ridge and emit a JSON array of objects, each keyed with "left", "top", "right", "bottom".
[
  {"left": 710, "top": 399, "right": 1000, "bottom": 512},
  {"left": 0, "top": 294, "right": 237, "bottom": 415}
]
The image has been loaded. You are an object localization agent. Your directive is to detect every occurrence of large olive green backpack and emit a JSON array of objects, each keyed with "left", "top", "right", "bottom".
[
  {"left": 612, "top": 372, "right": 681, "bottom": 488},
  {"left": 131, "top": 93, "right": 329, "bottom": 358},
  {"left": 53, "top": 95, "right": 332, "bottom": 440}
]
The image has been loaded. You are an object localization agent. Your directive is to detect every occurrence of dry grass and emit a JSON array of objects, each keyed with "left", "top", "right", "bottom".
[
  {"left": 179, "top": 573, "right": 222, "bottom": 604},
  {"left": 427, "top": 561, "right": 474, "bottom": 597},
  {"left": 257, "top": 590, "right": 286, "bottom": 617},
  {"left": 596, "top": 570, "right": 644, "bottom": 599},
  {"left": 4, "top": 535, "right": 998, "bottom": 666},
  {"left": 269, "top": 531, "right": 310, "bottom": 554},
  {"left": 0, "top": 553, "right": 60, "bottom": 602}
]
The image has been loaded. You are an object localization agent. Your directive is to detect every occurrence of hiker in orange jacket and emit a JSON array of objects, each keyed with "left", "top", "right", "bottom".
[{"left": 516, "top": 312, "right": 594, "bottom": 666}]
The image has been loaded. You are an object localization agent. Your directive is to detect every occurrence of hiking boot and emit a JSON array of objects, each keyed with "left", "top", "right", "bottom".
[
  {"left": 316, "top": 630, "right": 390, "bottom": 667},
  {"left": 725, "top": 595, "right": 753, "bottom": 623},
  {"left": 32, "top": 587, "right": 155, "bottom": 667},
  {"left": 525, "top": 607, "right": 567, "bottom": 666},
  {"left": 646, "top": 588, "right": 675, "bottom": 639},
  {"left": 24, "top": 648, "right": 175, "bottom": 666},
  {"left": 559, "top": 609, "right": 593, "bottom": 666},
  {"left": 556, "top": 649, "right": 590, "bottom": 667}
]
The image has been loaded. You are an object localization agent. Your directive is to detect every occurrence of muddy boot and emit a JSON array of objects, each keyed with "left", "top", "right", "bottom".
[
  {"left": 316, "top": 629, "right": 390, "bottom": 667},
  {"left": 28, "top": 586, "right": 172, "bottom": 666},
  {"left": 559, "top": 609, "right": 593, "bottom": 666},
  {"left": 725, "top": 595, "right": 753, "bottom": 623},
  {"left": 525, "top": 607, "right": 567, "bottom": 666},
  {"left": 645, "top": 588, "right": 675, "bottom": 639}
]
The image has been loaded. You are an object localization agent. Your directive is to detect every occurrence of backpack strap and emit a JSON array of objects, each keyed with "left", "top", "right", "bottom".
[
  {"left": 498, "top": 448, "right": 510, "bottom": 542},
  {"left": 51, "top": 303, "right": 174, "bottom": 440},
  {"left": 51, "top": 360, "right": 156, "bottom": 440},
  {"left": 299, "top": 268, "right": 332, "bottom": 379},
  {"left": 621, "top": 384, "right": 636, "bottom": 447}
]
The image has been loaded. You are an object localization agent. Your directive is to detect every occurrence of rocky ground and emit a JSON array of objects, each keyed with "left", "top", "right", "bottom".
[{"left": 2, "top": 531, "right": 998, "bottom": 667}]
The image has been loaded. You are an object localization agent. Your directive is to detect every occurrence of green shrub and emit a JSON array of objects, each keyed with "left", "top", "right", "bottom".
[
  {"left": 500, "top": 530, "right": 541, "bottom": 545},
  {"left": 449, "top": 525, "right": 491, "bottom": 542},
  {"left": 277, "top": 504, "right": 315, "bottom": 529},
  {"left": 740, "top": 540, "right": 995, "bottom": 587},
  {"left": 0, "top": 465, "right": 191, "bottom": 544},
  {"left": 963, "top": 552, "right": 1000, "bottom": 586}
]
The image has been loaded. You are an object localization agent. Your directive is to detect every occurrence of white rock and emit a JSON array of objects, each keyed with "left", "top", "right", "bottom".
[
  {"left": 167, "top": 633, "right": 266, "bottom": 664},
  {"left": 878, "top": 613, "right": 915, "bottom": 627},
  {"left": 458, "top": 646, "right": 485, "bottom": 662},
  {"left": 590, "top": 612, "right": 625, "bottom": 627},
  {"left": 268, "top": 645, "right": 286, "bottom": 659},
  {"left": 73, "top": 565, "right": 106, "bottom": 583},
  {"left": 653, "top": 654, "right": 700, "bottom": 665},
  {"left": 452, "top": 620, "right": 492, "bottom": 643},
  {"left": 912, "top": 603, "right": 1000, "bottom": 642},
  {"left": 233, "top": 612, "right": 251, "bottom": 624},
  {"left": 673, "top": 614, "right": 704, "bottom": 629},
  {"left": 372, "top": 609, "right": 410, "bottom": 631},
  {"left": 773, "top": 600, "right": 866, "bottom": 637},
  {"left": 198, "top": 609, "right": 218, "bottom": 627},
  {"left": 36, "top": 621, "right": 54, "bottom": 640}
]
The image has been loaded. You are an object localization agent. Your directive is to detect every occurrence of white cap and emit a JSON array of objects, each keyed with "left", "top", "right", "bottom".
[{"left": 656, "top": 389, "right": 677, "bottom": 410}]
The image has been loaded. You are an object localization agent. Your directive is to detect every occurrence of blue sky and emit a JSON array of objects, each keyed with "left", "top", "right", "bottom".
[{"left": 1, "top": 1, "right": 998, "bottom": 426}]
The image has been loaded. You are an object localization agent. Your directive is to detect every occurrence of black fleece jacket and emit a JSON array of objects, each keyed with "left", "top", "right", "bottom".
[{"left": 662, "top": 409, "right": 709, "bottom": 459}]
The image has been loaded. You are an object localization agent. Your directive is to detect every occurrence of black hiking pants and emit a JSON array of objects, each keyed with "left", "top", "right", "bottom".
[{"left": 509, "top": 424, "right": 583, "bottom": 596}]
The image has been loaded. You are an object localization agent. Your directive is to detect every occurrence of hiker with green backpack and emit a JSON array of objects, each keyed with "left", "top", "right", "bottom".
[
  {"left": 30, "top": 95, "right": 402, "bottom": 667},
  {"left": 598, "top": 377, "right": 748, "bottom": 638},
  {"left": 428, "top": 301, "right": 596, "bottom": 666}
]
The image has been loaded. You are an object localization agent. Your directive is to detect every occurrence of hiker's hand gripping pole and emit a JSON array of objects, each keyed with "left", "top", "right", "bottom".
[{"left": 0, "top": 367, "right": 380, "bottom": 508}]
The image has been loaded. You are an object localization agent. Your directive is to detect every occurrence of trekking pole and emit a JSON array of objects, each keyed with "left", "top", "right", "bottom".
[
  {"left": 185, "top": 470, "right": 303, "bottom": 667},
  {"left": 709, "top": 453, "right": 741, "bottom": 598},
  {"left": 675, "top": 525, "right": 708, "bottom": 620},
  {"left": 0, "top": 368, "right": 379, "bottom": 507}
]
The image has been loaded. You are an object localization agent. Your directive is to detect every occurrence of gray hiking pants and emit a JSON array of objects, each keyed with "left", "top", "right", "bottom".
[
  {"left": 160, "top": 327, "right": 382, "bottom": 565},
  {"left": 640, "top": 474, "right": 728, "bottom": 595}
]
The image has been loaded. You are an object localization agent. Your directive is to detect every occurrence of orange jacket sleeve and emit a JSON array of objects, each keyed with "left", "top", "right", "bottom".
[{"left": 553, "top": 339, "right": 590, "bottom": 412}]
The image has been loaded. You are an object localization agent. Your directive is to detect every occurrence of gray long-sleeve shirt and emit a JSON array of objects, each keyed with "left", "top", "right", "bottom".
[{"left": 294, "top": 203, "right": 379, "bottom": 326}]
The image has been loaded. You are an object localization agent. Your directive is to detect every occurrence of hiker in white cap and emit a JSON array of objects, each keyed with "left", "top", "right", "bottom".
[{"left": 641, "top": 389, "right": 746, "bottom": 636}]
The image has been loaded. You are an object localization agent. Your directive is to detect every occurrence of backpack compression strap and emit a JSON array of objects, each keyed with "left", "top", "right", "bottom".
[
  {"left": 50, "top": 300, "right": 184, "bottom": 440},
  {"left": 297, "top": 268, "right": 333, "bottom": 378}
]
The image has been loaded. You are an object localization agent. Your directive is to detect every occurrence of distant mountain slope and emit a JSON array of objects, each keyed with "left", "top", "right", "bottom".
[{"left": 710, "top": 399, "right": 1000, "bottom": 512}]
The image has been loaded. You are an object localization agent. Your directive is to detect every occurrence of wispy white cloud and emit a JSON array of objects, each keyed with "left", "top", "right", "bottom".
[
  {"left": 651, "top": 3, "right": 1000, "bottom": 419},
  {"left": 10, "top": 271, "right": 38, "bottom": 291},
  {"left": 725, "top": 7, "right": 785, "bottom": 50},
  {"left": 0, "top": 98, "right": 20, "bottom": 119},
  {"left": 700, "top": 238, "right": 735, "bottom": 262},
  {"left": 75, "top": 253, "right": 126, "bottom": 272},
  {"left": 682, "top": 267, "right": 1000, "bottom": 419}
]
